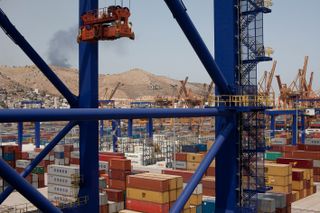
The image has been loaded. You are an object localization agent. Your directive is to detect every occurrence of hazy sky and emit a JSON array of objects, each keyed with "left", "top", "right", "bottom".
[{"left": 0, "top": 0, "right": 319, "bottom": 93}]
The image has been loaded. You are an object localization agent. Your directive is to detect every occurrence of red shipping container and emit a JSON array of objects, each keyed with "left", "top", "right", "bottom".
[
  {"left": 110, "top": 159, "right": 131, "bottom": 171},
  {"left": 99, "top": 205, "right": 108, "bottom": 213},
  {"left": 162, "top": 169, "right": 194, "bottom": 183},
  {"left": 206, "top": 167, "right": 215, "bottom": 176},
  {"left": 99, "top": 154, "right": 125, "bottom": 163},
  {"left": 99, "top": 152, "right": 124, "bottom": 157},
  {"left": 109, "top": 169, "right": 131, "bottom": 180},
  {"left": 203, "top": 188, "right": 215, "bottom": 197},
  {"left": 126, "top": 199, "right": 169, "bottom": 213},
  {"left": 70, "top": 158, "right": 80, "bottom": 165},
  {"left": 127, "top": 175, "right": 170, "bottom": 192},
  {"left": 276, "top": 158, "right": 313, "bottom": 169},
  {"left": 315, "top": 175, "right": 320, "bottom": 182},
  {"left": 283, "top": 152, "right": 293, "bottom": 158},
  {"left": 283, "top": 145, "right": 297, "bottom": 152},
  {"left": 313, "top": 167, "right": 320, "bottom": 175},
  {"left": 105, "top": 188, "right": 124, "bottom": 202},
  {"left": 109, "top": 179, "right": 126, "bottom": 190},
  {"left": 202, "top": 177, "right": 215, "bottom": 189},
  {"left": 63, "top": 144, "right": 74, "bottom": 152},
  {"left": 297, "top": 144, "right": 305, "bottom": 150},
  {"left": 173, "top": 153, "right": 187, "bottom": 161},
  {"left": 292, "top": 170, "right": 304, "bottom": 181},
  {"left": 275, "top": 207, "right": 287, "bottom": 213},
  {"left": 270, "top": 145, "right": 284, "bottom": 152},
  {"left": 304, "top": 145, "right": 320, "bottom": 152},
  {"left": 292, "top": 151, "right": 320, "bottom": 160},
  {"left": 21, "top": 152, "right": 29, "bottom": 159}
]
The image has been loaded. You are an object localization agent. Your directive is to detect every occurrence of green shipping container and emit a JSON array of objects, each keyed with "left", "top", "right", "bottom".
[
  {"left": 32, "top": 166, "right": 45, "bottom": 174},
  {"left": 265, "top": 152, "right": 283, "bottom": 161}
]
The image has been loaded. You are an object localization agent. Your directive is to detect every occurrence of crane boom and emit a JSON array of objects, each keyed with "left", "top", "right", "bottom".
[
  {"left": 266, "top": 60, "right": 277, "bottom": 94},
  {"left": 177, "top": 77, "right": 188, "bottom": 100},
  {"left": 108, "top": 82, "right": 122, "bottom": 100}
]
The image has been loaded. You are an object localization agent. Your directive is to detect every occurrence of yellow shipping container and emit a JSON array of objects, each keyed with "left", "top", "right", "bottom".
[
  {"left": 270, "top": 185, "right": 292, "bottom": 193},
  {"left": 190, "top": 205, "right": 197, "bottom": 213},
  {"left": 292, "top": 191, "right": 299, "bottom": 201},
  {"left": 126, "top": 188, "right": 169, "bottom": 204},
  {"left": 292, "top": 180, "right": 304, "bottom": 190},
  {"left": 169, "top": 189, "right": 177, "bottom": 202},
  {"left": 266, "top": 175, "right": 291, "bottom": 186},
  {"left": 187, "top": 162, "right": 199, "bottom": 171},
  {"left": 190, "top": 194, "right": 203, "bottom": 206},
  {"left": 187, "top": 153, "right": 203, "bottom": 163},
  {"left": 265, "top": 163, "right": 292, "bottom": 176}
]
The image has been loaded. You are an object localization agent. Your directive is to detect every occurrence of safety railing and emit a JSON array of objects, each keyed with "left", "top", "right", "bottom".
[{"left": 208, "top": 95, "right": 274, "bottom": 107}]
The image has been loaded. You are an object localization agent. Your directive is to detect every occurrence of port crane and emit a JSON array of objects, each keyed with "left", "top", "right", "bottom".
[{"left": 258, "top": 60, "right": 277, "bottom": 106}]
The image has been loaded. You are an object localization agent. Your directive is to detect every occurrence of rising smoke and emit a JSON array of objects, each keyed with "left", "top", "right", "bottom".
[{"left": 47, "top": 26, "right": 78, "bottom": 68}]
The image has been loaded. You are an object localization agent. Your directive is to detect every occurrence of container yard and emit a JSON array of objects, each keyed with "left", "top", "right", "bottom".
[{"left": 0, "top": 0, "right": 320, "bottom": 213}]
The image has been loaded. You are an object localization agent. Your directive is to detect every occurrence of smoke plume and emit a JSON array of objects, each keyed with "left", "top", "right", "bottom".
[{"left": 47, "top": 26, "right": 78, "bottom": 68}]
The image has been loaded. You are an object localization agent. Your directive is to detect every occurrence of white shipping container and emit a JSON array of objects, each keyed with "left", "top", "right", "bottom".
[
  {"left": 49, "top": 155, "right": 55, "bottom": 161},
  {"left": 99, "top": 193, "right": 108, "bottom": 206},
  {"left": 125, "top": 153, "right": 143, "bottom": 159},
  {"left": 48, "top": 192, "right": 78, "bottom": 204},
  {"left": 108, "top": 201, "right": 124, "bottom": 213},
  {"left": 173, "top": 161, "right": 187, "bottom": 169},
  {"left": 271, "top": 138, "right": 287, "bottom": 145},
  {"left": 48, "top": 174, "right": 80, "bottom": 187},
  {"left": 32, "top": 182, "right": 38, "bottom": 188},
  {"left": 28, "top": 151, "right": 38, "bottom": 159},
  {"left": 64, "top": 158, "right": 70, "bottom": 165},
  {"left": 54, "top": 145, "right": 64, "bottom": 152},
  {"left": 54, "top": 158, "right": 65, "bottom": 165},
  {"left": 313, "top": 160, "right": 320, "bottom": 168},
  {"left": 71, "top": 151, "right": 80, "bottom": 159},
  {"left": 99, "top": 161, "right": 109, "bottom": 172},
  {"left": 16, "top": 160, "right": 31, "bottom": 168},
  {"left": 47, "top": 165, "right": 80, "bottom": 177},
  {"left": 183, "top": 183, "right": 203, "bottom": 195},
  {"left": 48, "top": 184, "right": 80, "bottom": 197},
  {"left": 32, "top": 174, "right": 38, "bottom": 182}
]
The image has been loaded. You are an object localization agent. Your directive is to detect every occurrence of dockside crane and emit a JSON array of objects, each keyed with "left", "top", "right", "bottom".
[{"left": 258, "top": 60, "right": 277, "bottom": 106}]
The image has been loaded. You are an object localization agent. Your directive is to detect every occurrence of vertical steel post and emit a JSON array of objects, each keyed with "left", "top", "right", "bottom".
[
  {"left": 301, "top": 114, "right": 305, "bottom": 144},
  {"left": 147, "top": 117, "right": 153, "bottom": 138},
  {"left": 0, "top": 158, "right": 61, "bottom": 212},
  {"left": 78, "top": 0, "right": 99, "bottom": 211},
  {"left": 128, "top": 119, "right": 133, "bottom": 137},
  {"left": 292, "top": 113, "right": 297, "bottom": 145},
  {"left": 100, "top": 120, "right": 104, "bottom": 143},
  {"left": 214, "top": 0, "right": 239, "bottom": 211},
  {"left": 35, "top": 122, "right": 40, "bottom": 148},
  {"left": 112, "top": 120, "right": 118, "bottom": 152},
  {"left": 270, "top": 115, "right": 275, "bottom": 138},
  {"left": 18, "top": 122, "right": 23, "bottom": 149}
]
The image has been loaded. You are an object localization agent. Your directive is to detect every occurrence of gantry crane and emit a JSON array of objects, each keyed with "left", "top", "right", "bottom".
[
  {"left": 202, "top": 81, "right": 214, "bottom": 105},
  {"left": 258, "top": 60, "right": 277, "bottom": 106}
]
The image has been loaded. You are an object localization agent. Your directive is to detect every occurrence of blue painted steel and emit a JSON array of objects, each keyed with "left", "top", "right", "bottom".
[
  {"left": 100, "top": 120, "right": 104, "bottom": 143},
  {"left": 265, "top": 109, "right": 297, "bottom": 115},
  {"left": 0, "top": 158, "right": 61, "bottom": 212},
  {"left": 270, "top": 115, "right": 275, "bottom": 138},
  {"left": 0, "top": 9, "right": 77, "bottom": 107},
  {"left": 163, "top": 0, "right": 232, "bottom": 95},
  {"left": 147, "top": 117, "right": 153, "bottom": 138},
  {"left": 301, "top": 115, "right": 305, "bottom": 144},
  {"left": 292, "top": 112, "right": 297, "bottom": 145},
  {"left": 78, "top": 0, "right": 99, "bottom": 211},
  {"left": 35, "top": 122, "right": 40, "bottom": 148},
  {"left": 170, "top": 122, "right": 234, "bottom": 213},
  {"left": 214, "top": 0, "right": 239, "bottom": 211},
  {"left": 0, "top": 121, "right": 76, "bottom": 203},
  {"left": 17, "top": 122, "right": 23, "bottom": 149},
  {"left": 0, "top": 108, "right": 223, "bottom": 123},
  {"left": 112, "top": 120, "right": 119, "bottom": 152},
  {"left": 128, "top": 119, "right": 133, "bottom": 137}
]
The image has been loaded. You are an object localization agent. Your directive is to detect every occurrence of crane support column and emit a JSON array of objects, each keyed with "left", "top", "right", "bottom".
[
  {"left": 18, "top": 122, "right": 23, "bottom": 149},
  {"left": 78, "top": 0, "right": 99, "bottom": 212},
  {"left": 292, "top": 113, "right": 297, "bottom": 145},
  {"left": 35, "top": 122, "right": 40, "bottom": 148},
  {"left": 147, "top": 117, "right": 153, "bottom": 138},
  {"left": 301, "top": 114, "right": 305, "bottom": 144},
  {"left": 128, "top": 119, "right": 133, "bottom": 137},
  {"left": 270, "top": 115, "right": 275, "bottom": 138}
]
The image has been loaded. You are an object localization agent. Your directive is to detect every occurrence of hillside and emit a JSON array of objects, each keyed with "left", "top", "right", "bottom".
[{"left": 0, "top": 65, "right": 209, "bottom": 101}]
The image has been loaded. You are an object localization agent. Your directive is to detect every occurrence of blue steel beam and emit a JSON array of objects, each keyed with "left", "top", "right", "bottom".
[
  {"left": 147, "top": 117, "right": 153, "bottom": 138},
  {"left": 0, "top": 121, "right": 77, "bottom": 203},
  {"left": 35, "top": 122, "right": 40, "bottom": 148},
  {"left": 301, "top": 115, "right": 305, "bottom": 144},
  {"left": 17, "top": 122, "right": 23, "bottom": 149},
  {"left": 270, "top": 115, "right": 275, "bottom": 138},
  {"left": 78, "top": 0, "right": 99, "bottom": 211},
  {"left": 170, "top": 122, "right": 234, "bottom": 213},
  {"left": 0, "top": 108, "right": 224, "bottom": 123},
  {"left": 0, "top": 8, "right": 77, "bottom": 107},
  {"left": 112, "top": 120, "right": 118, "bottom": 152},
  {"left": 163, "top": 0, "right": 232, "bottom": 95},
  {"left": 128, "top": 119, "right": 133, "bottom": 137},
  {"left": 292, "top": 112, "right": 298, "bottom": 145},
  {"left": 0, "top": 158, "right": 61, "bottom": 213}
]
